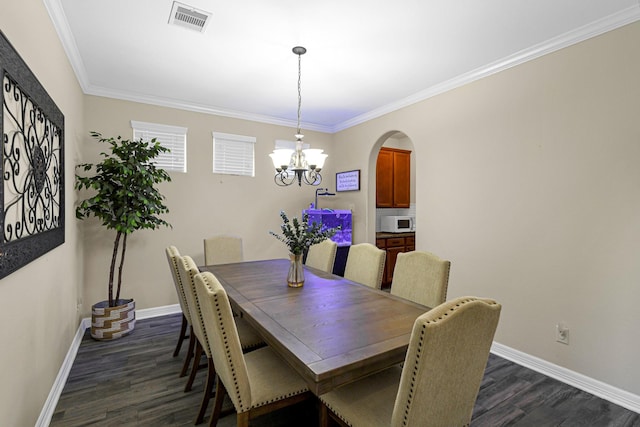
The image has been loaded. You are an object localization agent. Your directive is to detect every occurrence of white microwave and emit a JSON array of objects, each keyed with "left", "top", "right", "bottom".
[{"left": 380, "top": 216, "right": 415, "bottom": 233}]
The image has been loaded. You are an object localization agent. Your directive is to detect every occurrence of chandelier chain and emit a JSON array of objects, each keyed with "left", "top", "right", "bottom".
[{"left": 297, "top": 52, "right": 302, "bottom": 136}]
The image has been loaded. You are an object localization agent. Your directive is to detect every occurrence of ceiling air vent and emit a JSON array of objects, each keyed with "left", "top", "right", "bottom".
[{"left": 168, "top": 1, "right": 211, "bottom": 33}]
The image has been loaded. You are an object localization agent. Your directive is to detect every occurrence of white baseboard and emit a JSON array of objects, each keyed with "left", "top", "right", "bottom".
[
  {"left": 37, "top": 307, "right": 639, "bottom": 426},
  {"left": 36, "top": 304, "right": 181, "bottom": 427},
  {"left": 491, "top": 342, "right": 640, "bottom": 414},
  {"left": 135, "top": 303, "right": 182, "bottom": 320}
]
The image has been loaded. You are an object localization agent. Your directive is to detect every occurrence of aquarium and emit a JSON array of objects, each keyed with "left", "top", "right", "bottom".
[{"left": 303, "top": 208, "right": 352, "bottom": 247}]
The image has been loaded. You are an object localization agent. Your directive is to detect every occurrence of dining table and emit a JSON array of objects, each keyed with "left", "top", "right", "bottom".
[{"left": 199, "top": 258, "right": 430, "bottom": 395}]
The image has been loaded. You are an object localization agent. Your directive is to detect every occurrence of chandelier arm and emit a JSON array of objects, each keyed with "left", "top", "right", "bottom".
[
  {"left": 275, "top": 170, "right": 295, "bottom": 186},
  {"left": 303, "top": 170, "right": 322, "bottom": 186}
]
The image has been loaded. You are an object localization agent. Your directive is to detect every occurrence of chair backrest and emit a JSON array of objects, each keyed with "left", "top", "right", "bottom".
[
  {"left": 176, "top": 255, "right": 212, "bottom": 357},
  {"left": 203, "top": 235, "right": 243, "bottom": 265},
  {"left": 194, "top": 271, "right": 252, "bottom": 413},
  {"left": 305, "top": 239, "right": 338, "bottom": 273},
  {"left": 165, "top": 246, "right": 191, "bottom": 324},
  {"left": 343, "top": 243, "right": 386, "bottom": 289},
  {"left": 390, "top": 251, "right": 450, "bottom": 308},
  {"left": 391, "top": 296, "right": 501, "bottom": 427}
]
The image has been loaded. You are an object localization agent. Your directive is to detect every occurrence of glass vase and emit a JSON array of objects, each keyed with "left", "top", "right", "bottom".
[{"left": 287, "top": 253, "right": 305, "bottom": 287}]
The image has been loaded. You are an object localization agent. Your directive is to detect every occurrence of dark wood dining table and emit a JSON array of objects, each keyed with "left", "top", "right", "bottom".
[{"left": 199, "top": 258, "right": 429, "bottom": 395}]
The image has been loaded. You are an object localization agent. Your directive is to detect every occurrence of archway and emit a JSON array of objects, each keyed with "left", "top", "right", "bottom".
[{"left": 366, "top": 131, "right": 416, "bottom": 286}]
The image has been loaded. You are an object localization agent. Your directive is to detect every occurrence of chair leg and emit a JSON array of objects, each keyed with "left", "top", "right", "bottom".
[
  {"left": 185, "top": 341, "right": 203, "bottom": 392},
  {"left": 195, "top": 357, "right": 216, "bottom": 424},
  {"left": 180, "top": 327, "right": 196, "bottom": 377},
  {"left": 209, "top": 377, "right": 227, "bottom": 427},
  {"left": 173, "top": 314, "right": 189, "bottom": 357},
  {"left": 319, "top": 403, "right": 329, "bottom": 427},
  {"left": 236, "top": 412, "right": 249, "bottom": 427}
]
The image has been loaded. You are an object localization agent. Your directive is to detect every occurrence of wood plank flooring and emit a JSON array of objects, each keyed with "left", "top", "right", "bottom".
[{"left": 50, "top": 313, "right": 640, "bottom": 426}]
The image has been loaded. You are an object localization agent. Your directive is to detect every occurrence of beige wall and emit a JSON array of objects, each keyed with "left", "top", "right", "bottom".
[
  {"left": 332, "top": 22, "right": 640, "bottom": 395},
  {"left": 81, "top": 96, "right": 335, "bottom": 312},
  {"left": 0, "top": 0, "right": 85, "bottom": 425},
  {"left": 3, "top": 2, "right": 640, "bottom": 423}
]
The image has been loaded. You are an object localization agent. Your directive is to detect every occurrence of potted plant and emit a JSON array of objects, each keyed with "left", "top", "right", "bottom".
[
  {"left": 75, "top": 131, "right": 172, "bottom": 340},
  {"left": 270, "top": 211, "right": 338, "bottom": 287}
]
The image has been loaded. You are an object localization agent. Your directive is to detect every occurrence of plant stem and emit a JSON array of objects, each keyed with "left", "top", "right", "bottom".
[
  {"left": 109, "top": 232, "right": 122, "bottom": 307},
  {"left": 115, "top": 233, "right": 127, "bottom": 304}
]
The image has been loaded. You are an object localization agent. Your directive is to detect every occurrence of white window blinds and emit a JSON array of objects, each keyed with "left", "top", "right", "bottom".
[
  {"left": 212, "top": 132, "right": 255, "bottom": 177},
  {"left": 131, "top": 120, "right": 187, "bottom": 173}
]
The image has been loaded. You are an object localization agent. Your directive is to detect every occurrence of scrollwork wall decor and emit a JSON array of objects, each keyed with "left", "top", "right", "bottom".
[{"left": 1, "top": 31, "right": 64, "bottom": 279}]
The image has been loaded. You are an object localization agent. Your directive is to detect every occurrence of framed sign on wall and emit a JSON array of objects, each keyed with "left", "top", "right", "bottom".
[
  {"left": 336, "top": 169, "right": 360, "bottom": 192},
  {"left": 1, "top": 31, "right": 65, "bottom": 279}
]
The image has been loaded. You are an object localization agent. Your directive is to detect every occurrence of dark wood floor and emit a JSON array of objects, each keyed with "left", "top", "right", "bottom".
[{"left": 50, "top": 313, "right": 640, "bottom": 426}]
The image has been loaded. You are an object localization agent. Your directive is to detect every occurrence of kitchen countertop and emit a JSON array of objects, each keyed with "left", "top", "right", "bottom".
[{"left": 376, "top": 231, "right": 415, "bottom": 239}]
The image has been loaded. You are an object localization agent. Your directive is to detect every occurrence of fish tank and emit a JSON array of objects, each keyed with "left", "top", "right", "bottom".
[{"left": 303, "top": 208, "right": 352, "bottom": 247}]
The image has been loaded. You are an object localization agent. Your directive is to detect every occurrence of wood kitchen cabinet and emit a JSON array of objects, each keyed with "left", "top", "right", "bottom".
[
  {"left": 376, "top": 147, "right": 411, "bottom": 208},
  {"left": 376, "top": 232, "right": 415, "bottom": 288}
]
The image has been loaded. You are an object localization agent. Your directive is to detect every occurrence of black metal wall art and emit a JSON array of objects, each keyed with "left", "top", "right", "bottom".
[{"left": 1, "top": 31, "right": 65, "bottom": 279}]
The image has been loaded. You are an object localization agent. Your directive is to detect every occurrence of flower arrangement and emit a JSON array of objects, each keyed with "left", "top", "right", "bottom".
[{"left": 270, "top": 211, "right": 339, "bottom": 255}]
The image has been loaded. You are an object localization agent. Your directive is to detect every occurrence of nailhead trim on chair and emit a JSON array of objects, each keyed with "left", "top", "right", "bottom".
[
  {"left": 441, "top": 260, "right": 450, "bottom": 306},
  {"left": 185, "top": 259, "right": 213, "bottom": 358},
  {"left": 205, "top": 276, "right": 309, "bottom": 414},
  {"left": 168, "top": 247, "right": 190, "bottom": 323},
  {"left": 251, "top": 388, "right": 310, "bottom": 409},
  {"left": 212, "top": 292, "right": 248, "bottom": 412},
  {"left": 400, "top": 297, "right": 481, "bottom": 427}
]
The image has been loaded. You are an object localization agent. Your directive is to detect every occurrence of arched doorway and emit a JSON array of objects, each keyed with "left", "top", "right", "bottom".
[{"left": 367, "top": 131, "right": 416, "bottom": 288}]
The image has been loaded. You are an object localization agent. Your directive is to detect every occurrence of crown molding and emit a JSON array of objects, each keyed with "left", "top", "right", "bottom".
[
  {"left": 84, "top": 84, "right": 333, "bottom": 134},
  {"left": 331, "top": 4, "right": 640, "bottom": 133},
  {"left": 43, "top": 0, "right": 90, "bottom": 93},
  {"left": 45, "top": 0, "right": 640, "bottom": 134}
]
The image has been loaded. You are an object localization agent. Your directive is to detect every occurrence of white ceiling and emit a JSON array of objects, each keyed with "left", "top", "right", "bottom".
[{"left": 47, "top": 0, "right": 640, "bottom": 133}]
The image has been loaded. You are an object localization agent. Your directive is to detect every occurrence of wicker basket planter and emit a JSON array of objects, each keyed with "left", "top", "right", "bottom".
[{"left": 90, "top": 299, "right": 136, "bottom": 340}]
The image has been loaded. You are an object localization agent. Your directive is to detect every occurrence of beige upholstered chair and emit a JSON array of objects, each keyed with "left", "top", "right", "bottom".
[
  {"left": 320, "top": 296, "right": 501, "bottom": 427},
  {"left": 194, "top": 271, "right": 312, "bottom": 427},
  {"left": 305, "top": 238, "right": 338, "bottom": 273},
  {"left": 390, "top": 251, "right": 451, "bottom": 308},
  {"left": 177, "top": 255, "right": 264, "bottom": 424},
  {"left": 164, "top": 246, "right": 194, "bottom": 376},
  {"left": 204, "top": 235, "right": 243, "bottom": 265},
  {"left": 343, "top": 243, "right": 386, "bottom": 289}
]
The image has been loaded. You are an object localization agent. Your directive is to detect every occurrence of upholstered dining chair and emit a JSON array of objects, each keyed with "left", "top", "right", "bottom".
[
  {"left": 343, "top": 243, "right": 386, "bottom": 289},
  {"left": 164, "top": 246, "right": 193, "bottom": 376},
  {"left": 204, "top": 235, "right": 243, "bottom": 265},
  {"left": 390, "top": 250, "right": 451, "bottom": 308},
  {"left": 194, "top": 271, "right": 312, "bottom": 427},
  {"left": 305, "top": 238, "right": 338, "bottom": 273},
  {"left": 319, "top": 296, "right": 501, "bottom": 427},
  {"left": 177, "top": 255, "right": 264, "bottom": 424}
]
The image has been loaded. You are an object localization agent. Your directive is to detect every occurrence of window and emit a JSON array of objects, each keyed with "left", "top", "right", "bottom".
[
  {"left": 212, "top": 132, "right": 255, "bottom": 177},
  {"left": 131, "top": 120, "right": 187, "bottom": 172}
]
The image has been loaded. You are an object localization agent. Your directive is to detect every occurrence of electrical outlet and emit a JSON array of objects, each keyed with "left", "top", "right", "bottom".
[{"left": 556, "top": 323, "right": 569, "bottom": 345}]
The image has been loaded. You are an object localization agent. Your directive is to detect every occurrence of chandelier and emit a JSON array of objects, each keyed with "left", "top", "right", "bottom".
[{"left": 270, "top": 46, "right": 327, "bottom": 186}]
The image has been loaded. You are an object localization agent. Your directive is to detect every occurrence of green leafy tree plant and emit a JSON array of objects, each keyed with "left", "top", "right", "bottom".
[
  {"left": 75, "top": 131, "right": 172, "bottom": 307},
  {"left": 270, "top": 210, "right": 339, "bottom": 255}
]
